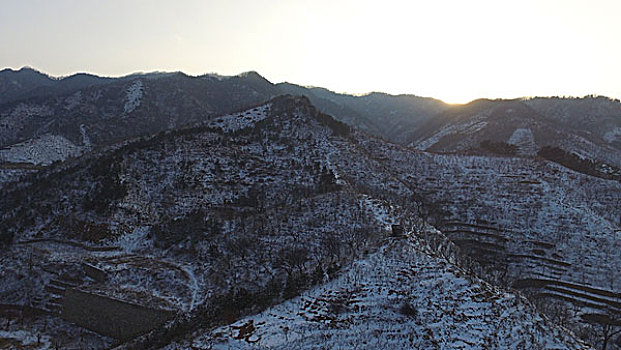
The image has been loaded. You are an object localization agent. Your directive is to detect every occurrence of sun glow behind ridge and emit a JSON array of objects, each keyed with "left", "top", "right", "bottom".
[{"left": 0, "top": 0, "right": 619, "bottom": 103}]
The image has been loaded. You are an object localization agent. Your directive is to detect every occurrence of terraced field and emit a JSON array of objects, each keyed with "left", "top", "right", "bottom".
[
  {"left": 353, "top": 136, "right": 621, "bottom": 341},
  {"left": 177, "top": 237, "right": 590, "bottom": 350}
]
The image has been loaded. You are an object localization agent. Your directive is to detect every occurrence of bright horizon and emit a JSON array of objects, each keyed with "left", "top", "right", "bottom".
[{"left": 1, "top": 0, "right": 620, "bottom": 104}]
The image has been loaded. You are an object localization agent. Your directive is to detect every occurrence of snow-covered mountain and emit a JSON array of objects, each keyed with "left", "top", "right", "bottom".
[
  {"left": 277, "top": 83, "right": 448, "bottom": 143},
  {"left": 409, "top": 97, "right": 621, "bottom": 180},
  {"left": 0, "top": 67, "right": 120, "bottom": 106},
  {"left": 1, "top": 96, "right": 414, "bottom": 348},
  {"left": 0, "top": 69, "right": 280, "bottom": 164},
  {"left": 2, "top": 67, "right": 619, "bottom": 182},
  {"left": 0, "top": 69, "right": 447, "bottom": 174},
  {"left": 1, "top": 69, "right": 620, "bottom": 349},
  {"left": 171, "top": 237, "right": 590, "bottom": 350}
]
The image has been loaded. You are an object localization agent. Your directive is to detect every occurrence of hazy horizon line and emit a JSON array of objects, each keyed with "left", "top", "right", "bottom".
[{"left": 3, "top": 65, "right": 619, "bottom": 106}]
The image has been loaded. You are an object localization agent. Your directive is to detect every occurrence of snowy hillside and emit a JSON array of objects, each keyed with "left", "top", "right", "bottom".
[
  {"left": 508, "top": 128, "right": 538, "bottom": 156},
  {"left": 174, "top": 237, "right": 589, "bottom": 350},
  {"left": 0, "top": 134, "right": 83, "bottom": 165},
  {"left": 123, "top": 80, "right": 143, "bottom": 114},
  {"left": 0, "top": 71, "right": 281, "bottom": 152},
  {"left": 357, "top": 136, "right": 621, "bottom": 347},
  {"left": 409, "top": 98, "right": 621, "bottom": 179},
  {"left": 0, "top": 97, "right": 419, "bottom": 348},
  {"left": 1, "top": 88, "right": 620, "bottom": 349}
]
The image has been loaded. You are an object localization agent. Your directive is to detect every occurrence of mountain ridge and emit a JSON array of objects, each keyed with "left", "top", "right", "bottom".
[
  {"left": 0, "top": 70, "right": 620, "bottom": 348},
  {"left": 0, "top": 95, "right": 618, "bottom": 348}
]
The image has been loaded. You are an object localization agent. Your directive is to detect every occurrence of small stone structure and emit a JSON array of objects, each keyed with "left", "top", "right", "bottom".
[{"left": 62, "top": 288, "right": 175, "bottom": 340}]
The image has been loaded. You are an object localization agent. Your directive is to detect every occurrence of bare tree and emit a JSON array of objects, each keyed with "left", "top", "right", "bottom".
[{"left": 582, "top": 313, "right": 621, "bottom": 350}]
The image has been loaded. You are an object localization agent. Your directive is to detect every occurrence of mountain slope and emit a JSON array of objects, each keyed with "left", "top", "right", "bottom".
[
  {"left": 357, "top": 136, "right": 621, "bottom": 348},
  {"left": 1, "top": 69, "right": 620, "bottom": 348},
  {"left": 278, "top": 82, "right": 448, "bottom": 142},
  {"left": 0, "top": 96, "right": 598, "bottom": 349},
  {"left": 177, "top": 237, "right": 589, "bottom": 350},
  {"left": 409, "top": 97, "right": 621, "bottom": 179},
  {"left": 0, "top": 96, "right": 419, "bottom": 347},
  {"left": 3, "top": 67, "right": 619, "bottom": 179},
  {"left": 0, "top": 68, "right": 446, "bottom": 168},
  {"left": 0, "top": 67, "right": 56, "bottom": 105},
  {"left": 0, "top": 71, "right": 281, "bottom": 168},
  {"left": 0, "top": 67, "right": 120, "bottom": 106}
]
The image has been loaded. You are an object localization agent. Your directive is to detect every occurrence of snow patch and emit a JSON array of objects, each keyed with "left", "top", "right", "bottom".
[
  {"left": 603, "top": 127, "right": 621, "bottom": 143},
  {"left": 115, "top": 226, "right": 151, "bottom": 253},
  {"left": 508, "top": 128, "right": 538, "bottom": 156},
  {"left": 0, "top": 134, "right": 83, "bottom": 165},
  {"left": 64, "top": 90, "right": 82, "bottom": 110},
  {"left": 80, "top": 124, "right": 92, "bottom": 150},
  {"left": 414, "top": 113, "right": 488, "bottom": 151},
  {"left": 124, "top": 80, "right": 143, "bottom": 114},
  {"left": 181, "top": 264, "right": 199, "bottom": 312},
  {"left": 361, "top": 196, "right": 395, "bottom": 231},
  {"left": 0, "top": 329, "right": 51, "bottom": 348},
  {"left": 208, "top": 104, "right": 270, "bottom": 132}
]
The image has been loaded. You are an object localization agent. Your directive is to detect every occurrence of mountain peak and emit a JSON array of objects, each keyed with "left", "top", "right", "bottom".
[
  {"left": 0, "top": 66, "right": 50, "bottom": 78},
  {"left": 236, "top": 70, "right": 272, "bottom": 83},
  {"left": 237, "top": 70, "right": 261, "bottom": 77}
]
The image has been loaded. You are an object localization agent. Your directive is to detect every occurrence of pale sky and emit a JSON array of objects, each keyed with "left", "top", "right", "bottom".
[{"left": 1, "top": 0, "right": 620, "bottom": 103}]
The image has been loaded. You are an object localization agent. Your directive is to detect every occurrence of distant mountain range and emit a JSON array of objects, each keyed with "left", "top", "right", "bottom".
[
  {"left": 0, "top": 67, "right": 447, "bottom": 151},
  {"left": 1, "top": 67, "right": 619, "bottom": 175}
]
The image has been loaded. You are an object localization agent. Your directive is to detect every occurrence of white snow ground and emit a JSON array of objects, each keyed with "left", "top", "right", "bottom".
[
  {"left": 0, "top": 134, "right": 83, "bottom": 165},
  {"left": 508, "top": 128, "right": 538, "bottom": 156},
  {"left": 173, "top": 237, "right": 590, "bottom": 350},
  {"left": 603, "top": 127, "right": 621, "bottom": 143},
  {"left": 124, "top": 80, "right": 144, "bottom": 114},
  {"left": 208, "top": 104, "right": 271, "bottom": 132},
  {"left": 414, "top": 113, "right": 489, "bottom": 151}
]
